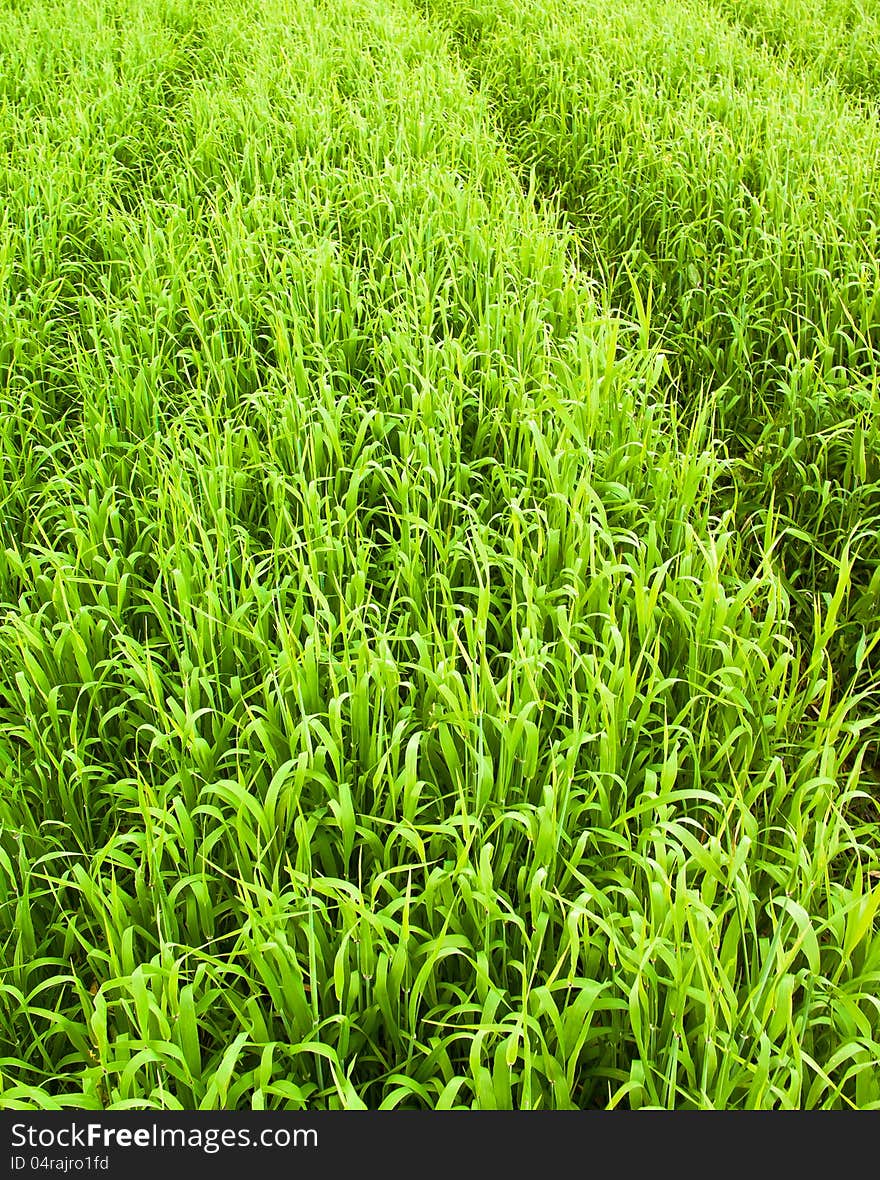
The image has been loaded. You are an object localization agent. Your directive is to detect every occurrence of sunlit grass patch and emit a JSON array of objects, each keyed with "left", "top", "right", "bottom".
[{"left": 0, "top": 0, "right": 879, "bottom": 1110}]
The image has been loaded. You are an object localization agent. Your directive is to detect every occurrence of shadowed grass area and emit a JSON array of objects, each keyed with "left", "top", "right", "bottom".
[{"left": 0, "top": 0, "right": 879, "bottom": 1110}]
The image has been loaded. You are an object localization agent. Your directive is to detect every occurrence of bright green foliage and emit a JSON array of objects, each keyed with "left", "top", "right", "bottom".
[
  {"left": 420, "top": 0, "right": 880, "bottom": 412},
  {"left": 717, "top": 0, "right": 880, "bottom": 99},
  {"left": 0, "top": 0, "right": 879, "bottom": 1111},
  {"left": 420, "top": 0, "right": 880, "bottom": 834}
]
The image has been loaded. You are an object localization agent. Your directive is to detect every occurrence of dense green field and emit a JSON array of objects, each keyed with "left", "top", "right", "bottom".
[{"left": 0, "top": 0, "right": 879, "bottom": 1109}]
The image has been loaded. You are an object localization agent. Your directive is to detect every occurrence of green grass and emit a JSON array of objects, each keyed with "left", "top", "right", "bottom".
[
  {"left": 420, "top": 0, "right": 880, "bottom": 798},
  {"left": 717, "top": 0, "right": 880, "bottom": 100},
  {"left": 0, "top": 0, "right": 879, "bottom": 1110},
  {"left": 419, "top": 0, "right": 880, "bottom": 411}
]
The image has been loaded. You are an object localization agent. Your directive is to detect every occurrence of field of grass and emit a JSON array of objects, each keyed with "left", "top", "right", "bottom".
[
  {"left": 0, "top": 0, "right": 879, "bottom": 1110},
  {"left": 717, "top": 0, "right": 880, "bottom": 99}
]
